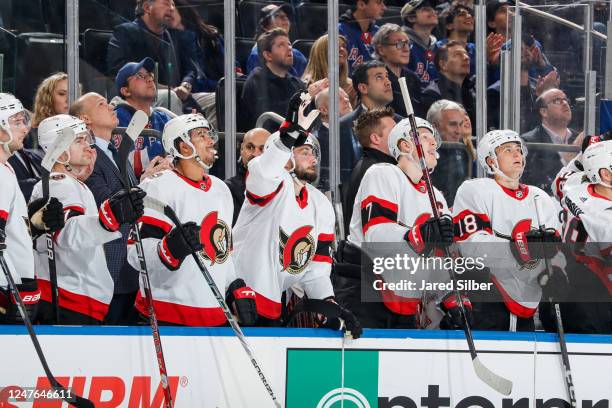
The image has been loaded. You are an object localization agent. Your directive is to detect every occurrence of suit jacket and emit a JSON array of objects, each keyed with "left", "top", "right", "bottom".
[
  {"left": 8, "top": 148, "right": 44, "bottom": 202},
  {"left": 520, "top": 124, "right": 579, "bottom": 194},
  {"left": 85, "top": 145, "right": 139, "bottom": 294}
]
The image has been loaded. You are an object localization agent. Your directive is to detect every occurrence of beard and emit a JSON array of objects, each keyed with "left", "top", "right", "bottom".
[{"left": 294, "top": 164, "right": 318, "bottom": 183}]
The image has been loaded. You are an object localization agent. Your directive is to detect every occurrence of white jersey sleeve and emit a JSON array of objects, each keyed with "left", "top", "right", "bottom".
[
  {"left": 31, "top": 175, "right": 121, "bottom": 250},
  {"left": 452, "top": 179, "right": 516, "bottom": 268},
  {"left": 552, "top": 155, "right": 584, "bottom": 202},
  {"left": 300, "top": 192, "right": 335, "bottom": 300},
  {"left": 245, "top": 138, "right": 292, "bottom": 200},
  {"left": 355, "top": 165, "right": 410, "bottom": 243}
]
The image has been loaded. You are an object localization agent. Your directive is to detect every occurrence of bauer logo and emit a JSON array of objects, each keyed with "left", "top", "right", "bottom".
[{"left": 285, "top": 350, "right": 378, "bottom": 408}]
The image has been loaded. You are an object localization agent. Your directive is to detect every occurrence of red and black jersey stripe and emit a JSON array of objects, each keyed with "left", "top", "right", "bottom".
[
  {"left": 0, "top": 209, "right": 8, "bottom": 232},
  {"left": 453, "top": 210, "right": 492, "bottom": 241},
  {"left": 313, "top": 233, "right": 334, "bottom": 263},
  {"left": 360, "top": 195, "right": 398, "bottom": 235},
  {"left": 246, "top": 182, "right": 284, "bottom": 207}
]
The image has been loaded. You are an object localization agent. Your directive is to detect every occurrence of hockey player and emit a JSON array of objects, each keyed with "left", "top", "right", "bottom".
[
  {"left": 341, "top": 117, "right": 458, "bottom": 329},
  {"left": 232, "top": 91, "right": 362, "bottom": 337},
  {"left": 551, "top": 140, "right": 612, "bottom": 333},
  {"left": 453, "top": 129, "right": 565, "bottom": 331},
  {"left": 128, "top": 114, "right": 257, "bottom": 326},
  {"left": 31, "top": 114, "right": 145, "bottom": 324},
  {"left": 0, "top": 93, "right": 63, "bottom": 323}
]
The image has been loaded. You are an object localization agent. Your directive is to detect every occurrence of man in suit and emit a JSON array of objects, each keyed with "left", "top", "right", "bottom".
[
  {"left": 339, "top": 60, "right": 395, "bottom": 183},
  {"left": 521, "top": 88, "right": 582, "bottom": 194},
  {"left": 7, "top": 148, "right": 43, "bottom": 202},
  {"left": 70, "top": 92, "right": 171, "bottom": 324}
]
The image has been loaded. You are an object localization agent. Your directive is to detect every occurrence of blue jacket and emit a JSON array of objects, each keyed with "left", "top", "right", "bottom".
[
  {"left": 338, "top": 9, "right": 379, "bottom": 75},
  {"left": 107, "top": 18, "right": 195, "bottom": 87},
  {"left": 246, "top": 45, "right": 307, "bottom": 78}
]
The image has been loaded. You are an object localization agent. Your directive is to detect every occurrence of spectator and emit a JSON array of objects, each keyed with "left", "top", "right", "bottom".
[
  {"left": 302, "top": 34, "right": 358, "bottom": 108},
  {"left": 427, "top": 99, "right": 475, "bottom": 206},
  {"left": 313, "top": 87, "right": 353, "bottom": 192},
  {"left": 341, "top": 107, "right": 397, "bottom": 255},
  {"left": 339, "top": 0, "right": 385, "bottom": 75},
  {"left": 421, "top": 41, "right": 476, "bottom": 125},
  {"left": 8, "top": 72, "right": 68, "bottom": 200},
  {"left": 521, "top": 88, "right": 582, "bottom": 194},
  {"left": 70, "top": 92, "right": 170, "bottom": 324},
  {"left": 240, "top": 28, "right": 305, "bottom": 132},
  {"left": 435, "top": 4, "right": 476, "bottom": 75},
  {"left": 401, "top": 0, "right": 438, "bottom": 85},
  {"left": 106, "top": 0, "right": 195, "bottom": 114},
  {"left": 339, "top": 60, "right": 395, "bottom": 182},
  {"left": 246, "top": 4, "right": 308, "bottom": 78},
  {"left": 112, "top": 58, "right": 174, "bottom": 179},
  {"left": 372, "top": 23, "right": 423, "bottom": 118},
  {"left": 172, "top": 0, "right": 233, "bottom": 93},
  {"left": 224, "top": 128, "right": 271, "bottom": 226}
]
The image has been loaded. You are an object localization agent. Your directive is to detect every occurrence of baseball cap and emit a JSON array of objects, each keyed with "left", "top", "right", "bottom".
[
  {"left": 486, "top": 0, "right": 510, "bottom": 23},
  {"left": 115, "top": 57, "right": 155, "bottom": 91},
  {"left": 259, "top": 3, "right": 293, "bottom": 28},
  {"left": 401, "top": 0, "right": 437, "bottom": 20}
]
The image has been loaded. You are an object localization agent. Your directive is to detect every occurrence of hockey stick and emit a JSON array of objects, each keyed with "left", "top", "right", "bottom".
[
  {"left": 143, "top": 195, "right": 282, "bottom": 408},
  {"left": 119, "top": 110, "right": 174, "bottom": 408},
  {"left": 39, "top": 127, "right": 77, "bottom": 324},
  {"left": 533, "top": 195, "right": 577, "bottom": 407},
  {"left": 0, "top": 245, "right": 94, "bottom": 407},
  {"left": 398, "top": 77, "right": 513, "bottom": 396}
]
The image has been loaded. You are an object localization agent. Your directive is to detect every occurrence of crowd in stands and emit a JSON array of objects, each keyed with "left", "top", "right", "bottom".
[{"left": 1, "top": 0, "right": 609, "bottom": 331}]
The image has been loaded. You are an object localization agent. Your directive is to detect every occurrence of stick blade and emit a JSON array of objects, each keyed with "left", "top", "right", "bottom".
[
  {"left": 41, "top": 128, "right": 76, "bottom": 172},
  {"left": 126, "top": 110, "right": 149, "bottom": 142},
  {"left": 473, "top": 356, "right": 513, "bottom": 396}
]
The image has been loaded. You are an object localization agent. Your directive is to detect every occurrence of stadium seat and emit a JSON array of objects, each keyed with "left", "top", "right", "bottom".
[
  {"left": 190, "top": 0, "right": 228, "bottom": 34},
  {"left": 294, "top": 2, "right": 351, "bottom": 40},
  {"left": 3, "top": 0, "right": 46, "bottom": 33},
  {"left": 14, "top": 33, "right": 66, "bottom": 109},
  {"left": 238, "top": 0, "right": 288, "bottom": 39},
  {"left": 216, "top": 76, "right": 247, "bottom": 132},
  {"left": 292, "top": 39, "right": 314, "bottom": 61},
  {"left": 236, "top": 37, "right": 256, "bottom": 73},
  {"left": 82, "top": 29, "right": 113, "bottom": 75}
]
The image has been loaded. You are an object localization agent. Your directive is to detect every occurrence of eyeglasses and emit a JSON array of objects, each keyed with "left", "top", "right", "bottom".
[
  {"left": 383, "top": 40, "right": 410, "bottom": 49},
  {"left": 547, "top": 97, "right": 570, "bottom": 106},
  {"left": 133, "top": 72, "right": 155, "bottom": 81}
]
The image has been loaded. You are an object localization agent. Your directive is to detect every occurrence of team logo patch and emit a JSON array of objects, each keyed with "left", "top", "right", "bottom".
[
  {"left": 199, "top": 211, "right": 230, "bottom": 265},
  {"left": 516, "top": 190, "right": 524, "bottom": 199},
  {"left": 279, "top": 225, "right": 315, "bottom": 275},
  {"left": 111, "top": 133, "right": 122, "bottom": 150}
]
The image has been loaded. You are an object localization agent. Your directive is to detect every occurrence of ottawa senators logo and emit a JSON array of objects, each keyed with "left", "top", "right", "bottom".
[
  {"left": 199, "top": 211, "right": 230, "bottom": 265},
  {"left": 279, "top": 225, "right": 315, "bottom": 275}
]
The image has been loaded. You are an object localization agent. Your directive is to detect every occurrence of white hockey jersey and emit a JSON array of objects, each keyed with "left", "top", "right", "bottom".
[
  {"left": 347, "top": 163, "right": 450, "bottom": 316},
  {"left": 453, "top": 178, "right": 562, "bottom": 318},
  {"left": 562, "top": 182, "right": 612, "bottom": 294},
  {"left": 0, "top": 162, "right": 34, "bottom": 287},
  {"left": 552, "top": 155, "right": 584, "bottom": 203},
  {"left": 232, "top": 141, "right": 335, "bottom": 320},
  {"left": 129, "top": 170, "right": 236, "bottom": 326},
  {"left": 31, "top": 172, "right": 119, "bottom": 321}
]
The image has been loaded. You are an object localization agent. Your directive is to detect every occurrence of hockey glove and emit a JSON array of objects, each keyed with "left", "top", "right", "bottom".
[
  {"left": 438, "top": 292, "right": 473, "bottom": 330},
  {"left": 158, "top": 222, "right": 203, "bottom": 270},
  {"left": 99, "top": 188, "right": 146, "bottom": 232},
  {"left": 321, "top": 299, "right": 363, "bottom": 339},
  {"left": 538, "top": 266, "right": 569, "bottom": 302},
  {"left": 279, "top": 91, "right": 320, "bottom": 149},
  {"left": 28, "top": 197, "right": 65, "bottom": 237},
  {"left": 0, "top": 227, "right": 6, "bottom": 252},
  {"left": 226, "top": 278, "right": 257, "bottom": 326},
  {"left": 406, "top": 215, "right": 454, "bottom": 255},
  {"left": 511, "top": 223, "right": 561, "bottom": 265},
  {"left": 0, "top": 278, "right": 40, "bottom": 323}
]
